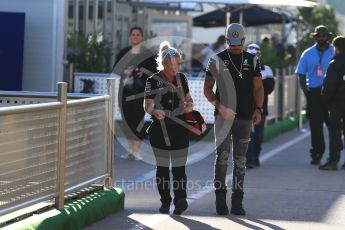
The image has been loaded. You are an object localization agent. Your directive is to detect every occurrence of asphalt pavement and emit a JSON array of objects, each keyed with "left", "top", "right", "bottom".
[{"left": 84, "top": 126, "right": 345, "bottom": 230}]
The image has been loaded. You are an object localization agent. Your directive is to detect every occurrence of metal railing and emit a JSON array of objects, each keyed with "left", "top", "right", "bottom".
[
  {"left": 74, "top": 70, "right": 306, "bottom": 125},
  {"left": 0, "top": 79, "right": 115, "bottom": 216}
]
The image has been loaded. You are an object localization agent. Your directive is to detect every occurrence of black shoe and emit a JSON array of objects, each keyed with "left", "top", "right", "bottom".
[
  {"left": 173, "top": 200, "right": 188, "bottom": 215},
  {"left": 253, "top": 159, "right": 260, "bottom": 167},
  {"left": 246, "top": 161, "right": 256, "bottom": 169},
  {"left": 310, "top": 153, "right": 322, "bottom": 165},
  {"left": 159, "top": 202, "right": 171, "bottom": 214},
  {"left": 230, "top": 192, "right": 246, "bottom": 216},
  {"left": 246, "top": 160, "right": 260, "bottom": 169},
  {"left": 215, "top": 190, "right": 229, "bottom": 215},
  {"left": 342, "top": 161, "right": 345, "bottom": 170},
  {"left": 319, "top": 161, "right": 338, "bottom": 171},
  {"left": 311, "top": 158, "right": 321, "bottom": 165}
]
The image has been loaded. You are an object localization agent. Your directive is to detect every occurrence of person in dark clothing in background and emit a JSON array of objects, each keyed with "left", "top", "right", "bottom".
[
  {"left": 295, "top": 25, "right": 334, "bottom": 165},
  {"left": 320, "top": 36, "right": 345, "bottom": 170},
  {"left": 144, "top": 41, "right": 193, "bottom": 215},
  {"left": 113, "top": 26, "right": 156, "bottom": 161},
  {"left": 245, "top": 44, "right": 275, "bottom": 169}
]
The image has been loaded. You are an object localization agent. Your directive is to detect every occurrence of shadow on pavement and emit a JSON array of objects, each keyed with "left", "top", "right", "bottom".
[
  {"left": 229, "top": 216, "right": 285, "bottom": 230},
  {"left": 171, "top": 215, "right": 221, "bottom": 230}
]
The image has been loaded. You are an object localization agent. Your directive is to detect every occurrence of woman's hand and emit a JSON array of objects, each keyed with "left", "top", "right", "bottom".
[
  {"left": 184, "top": 101, "right": 193, "bottom": 113},
  {"left": 152, "top": 109, "right": 166, "bottom": 120},
  {"left": 123, "top": 66, "right": 134, "bottom": 77}
]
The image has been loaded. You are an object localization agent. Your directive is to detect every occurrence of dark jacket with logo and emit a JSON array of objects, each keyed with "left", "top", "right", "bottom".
[{"left": 322, "top": 53, "right": 345, "bottom": 105}]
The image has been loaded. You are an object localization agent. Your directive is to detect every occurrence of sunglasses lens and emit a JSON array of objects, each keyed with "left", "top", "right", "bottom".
[
  {"left": 163, "top": 49, "right": 178, "bottom": 59},
  {"left": 249, "top": 46, "right": 260, "bottom": 51},
  {"left": 168, "top": 50, "right": 176, "bottom": 55}
]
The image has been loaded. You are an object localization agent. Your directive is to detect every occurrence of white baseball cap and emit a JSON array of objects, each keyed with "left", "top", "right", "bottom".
[
  {"left": 246, "top": 43, "right": 261, "bottom": 55},
  {"left": 226, "top": 23, "right": 245, "bottom": 46}
]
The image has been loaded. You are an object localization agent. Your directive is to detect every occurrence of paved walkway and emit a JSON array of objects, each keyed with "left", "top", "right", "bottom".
[{"left": 84, "top": 126, "right": 345, "bottom": 230}]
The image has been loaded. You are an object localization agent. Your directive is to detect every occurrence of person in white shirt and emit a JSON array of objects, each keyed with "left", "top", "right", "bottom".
[
  {"left": 200, "top": 35, "right": 226, "bottom": 70},
  {"left": 245, "top": 43, "right": 275, "bottom": 168}
]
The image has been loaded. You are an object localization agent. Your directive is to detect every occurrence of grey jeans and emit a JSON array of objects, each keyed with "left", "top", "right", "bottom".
[{"left": 214, "top": 116, "right": 252, "bottom": 193}]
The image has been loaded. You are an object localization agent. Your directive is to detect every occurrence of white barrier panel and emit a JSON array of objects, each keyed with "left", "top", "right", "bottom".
[{"left": 75, "top": 73, "right": 216, "bottom": 123}]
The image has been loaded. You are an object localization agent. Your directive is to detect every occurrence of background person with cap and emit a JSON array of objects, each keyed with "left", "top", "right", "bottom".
[
  {"left": 204, "top": 23, "right": 264, "bottom": 216},
  {"left": 245, "top": 44, "right": 275, "bottom": 169},
  {"left": 320, "top": 36, "right": 345, "bottom": 170},
  {"left": 295, "top": 25, "right": 334, "bottom": 165}
]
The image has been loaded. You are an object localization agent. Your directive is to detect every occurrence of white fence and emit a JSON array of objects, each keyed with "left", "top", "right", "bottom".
[
  {"left": 0, "top": 79, "right": 115, "bottom": 217},
  {"left": 75, "top": 72, "right": 305, "bottom": 124}
]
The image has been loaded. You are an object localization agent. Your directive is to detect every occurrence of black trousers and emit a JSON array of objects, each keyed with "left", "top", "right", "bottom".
[
  {"left": 148, "top": 121, "right": 189, "bottom": 204},
  {"left": 306, "top": 87, "right": 329, "bottom": 158},
  {"left": 328, "top": 102, "right": 345, "bottom": 162}
]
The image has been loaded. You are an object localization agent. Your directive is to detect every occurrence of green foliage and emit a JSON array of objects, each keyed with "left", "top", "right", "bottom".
[
  {"left": 67, "top": 33, "right": 113, "bottom": 73},
  {"left": 296, "top": 4, "right": 339, "bottom": 52},
  {"left": 259, "top": 40, "right": 281, "bottom": 71},
  {"left": 258, "top": 39, "right": 296, "bottom": 72}
]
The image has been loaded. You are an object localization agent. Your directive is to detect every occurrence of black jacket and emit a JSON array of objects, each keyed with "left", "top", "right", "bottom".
[
  {"left": 112, "top": 46, "right": 157, "bottom": 104},
  {"left": 322, "top": 53, "right": 345, "bottom": 105}
]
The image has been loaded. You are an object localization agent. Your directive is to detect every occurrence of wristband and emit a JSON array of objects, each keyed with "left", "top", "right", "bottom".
[{"left": 256, "top": 107, "right": 263, "bottom": 113}]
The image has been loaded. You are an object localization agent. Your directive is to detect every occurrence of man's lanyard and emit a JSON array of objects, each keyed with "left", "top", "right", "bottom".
[{"left": 316, "top": 49, "right": 325, "bottom": 77}]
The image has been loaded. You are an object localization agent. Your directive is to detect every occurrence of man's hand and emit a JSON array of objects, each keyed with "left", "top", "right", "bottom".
[
  {"left": 252, "top": 110, "right": 262, "bottom": 125},
  {"left": 219, "top": 105, "right": 236, "bottom": 120}
]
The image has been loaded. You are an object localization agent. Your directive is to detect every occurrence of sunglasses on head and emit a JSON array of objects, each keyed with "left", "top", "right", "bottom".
[
  {"left": 248, "top": 46, "right": 260, "bottom": 51},
  {"left": 163, "top": 49, "right": 179, "bottom": 59}
]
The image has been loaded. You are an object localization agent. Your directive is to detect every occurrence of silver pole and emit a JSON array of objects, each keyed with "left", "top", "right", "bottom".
[
  {"left": 64, "top": 0, "right": 70, "bottom": 85},
  {"left": 84, "top": 0, "right": 90, "bottom": 35},
  {"left": 103, "top": 0, "right": 107, "bottom": 39},
  {"left": 226, "top": 11, "right": 231, "bottom": 26},
  {"left": 106, "top": 78, "right": 115, "bottom": 188},
  {"left": 74, "top": 0, "right": 79, "bottom": 33},
  {"left": 55, "top": 82, "right": 68, "bottom": 209},
  {"left": 297, "top": 74, "right": 303, "bottom": 130},
  {"left": 111, "top": 0, "right": 117, "bottom": 69},
  {"left": 239, "top": 9, "right": 243, "bottom": 25},
  {"left": 93, "top": 0, "right": 98, "bottom": 34}
]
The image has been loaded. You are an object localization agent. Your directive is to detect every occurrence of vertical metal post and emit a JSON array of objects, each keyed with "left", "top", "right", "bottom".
[
  {"left": 105, "top": 78, "right": 115, "bottom": 188},
  {"left": 63, "top": 0, "right": 69, "bottom": 84},
  {"left": 103, "top": 0, "right": 107, "bottom": 39},
  {"left": 296, "top": 75, "right": 303, "bottom": 130},
  {"left": 69, "top": 63, "right": 75, "bottom": 92},
  {"left": 282, "top": 68, "right": 286, "bottom": 118},
  {"left": 74, "top": 0, "right": 79, "bottom": 33},
  {"left": 56, "top": 82, "right": 68, "bottom": 209},
  {"left": 93, "top": 0, "right": 98, "bottom": 34},
  {"left": 111, "top": 0, "right": 117, "bottom": 68},
  {"left": 274, "top": 75, "right": 279, "bottom": 123},
  {"left": 226, "top": 11, "right": 231, "bottom": 26},
  {"left": 84, "top": 0, "right": 90, "bottom": 35}
]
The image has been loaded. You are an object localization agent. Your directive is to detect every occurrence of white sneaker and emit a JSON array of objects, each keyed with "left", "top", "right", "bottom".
[
  {"left": 132, "top": 152, "right": 143, "bottom": 161},
  {"left": 121, "top": 152, "right": 134, "bottom": 159}
]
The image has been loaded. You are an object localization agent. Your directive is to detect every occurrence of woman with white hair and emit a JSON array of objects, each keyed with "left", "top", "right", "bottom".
[{"left": 144, "top": 41, "right": 193, "bottom": 215}]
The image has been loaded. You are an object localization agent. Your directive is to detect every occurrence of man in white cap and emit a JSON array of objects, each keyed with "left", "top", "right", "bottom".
[
  {"left": 204, "top": 23, "right": 264, "bottom": 215},
  {"left": 245, "top": 44, "right": 275, "bottom": 169}
]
